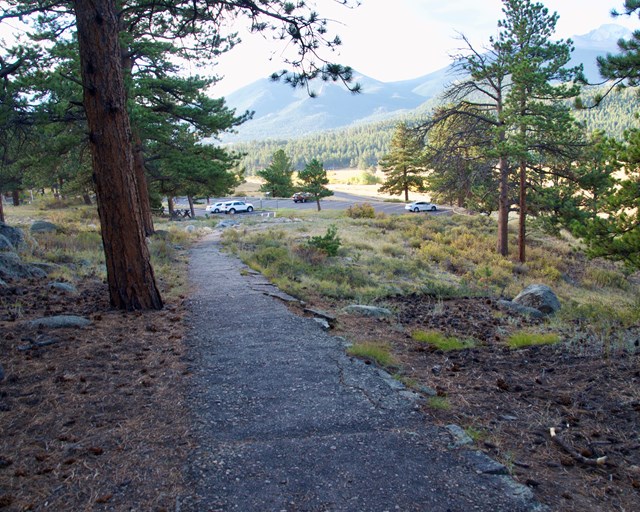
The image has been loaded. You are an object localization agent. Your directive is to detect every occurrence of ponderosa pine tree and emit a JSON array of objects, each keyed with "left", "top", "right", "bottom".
[
  {"left": 258, "top": 149, "right": 295, "bottom": 198},
  {"left": 498, "top": 0, "right": 583, "bottom": 262},
  {"left": 1, "top": 0, "right": 358, "bottom": 310},
  {"left": 378, "top": 122, "right": 426, "bottom": 201},
  {"left": 298, "top": 158, "right": 333, "bottom": 211},
  {"left": 423, "top": 104, "right": 497, "bottom": 211},
  {"left": 588, "top": 0, "right": 640, "bottom": 268}
]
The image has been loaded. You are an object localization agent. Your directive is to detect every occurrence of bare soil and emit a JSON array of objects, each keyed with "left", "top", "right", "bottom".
[
  {"left": 314, "top": 295, "right": 640, "bottom": 512},
  {"left": 1, "top": 276, "right": 638, "bottom": 511},
  {"left": 0, "top": 278, "right": 191, "bottom": 511}
]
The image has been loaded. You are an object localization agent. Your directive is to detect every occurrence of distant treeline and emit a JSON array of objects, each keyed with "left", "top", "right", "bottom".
[{"left": 232, "top": 86, "right": 640, "bottom": 174}]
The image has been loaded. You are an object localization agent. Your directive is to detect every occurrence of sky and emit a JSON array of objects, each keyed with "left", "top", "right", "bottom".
[
  {"left": 205, "top": 0, "right": 639, "bottom": 95},
  {"left": 0, "top": 0, "right": 637, "bottom": 96}
]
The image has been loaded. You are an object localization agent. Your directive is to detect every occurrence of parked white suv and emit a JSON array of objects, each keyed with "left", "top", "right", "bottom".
[{"left": 223, "top": 201, "right": 254, "bottom": 214}]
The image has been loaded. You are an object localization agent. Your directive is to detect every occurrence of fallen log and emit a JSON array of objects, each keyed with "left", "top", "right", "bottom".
[{"left": 549, "top": 427, "right": 607, "bottom": 466}]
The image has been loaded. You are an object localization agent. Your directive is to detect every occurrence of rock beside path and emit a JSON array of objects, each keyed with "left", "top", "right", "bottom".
[
  {"left": 513, "top": 284, "right": 561, "bottom": 315},
  {"left": 28, "top": 315, "right": 91, "bottom": 329},
  {"left": 343, "top": 304, "right": 393, "bottom": 318}
]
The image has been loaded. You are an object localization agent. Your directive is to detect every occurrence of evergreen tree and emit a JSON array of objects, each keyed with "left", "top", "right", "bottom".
[
  {"left": 298, "top": 158, "right": 333, "bottom": 211},
  {"left": 1, "top": 0, "right": 358, "bottom": 310},
  {"left": 378, "top": 122, "right": 426, "bottom": 201},
  {"left": 499, "top": 0, "right": 583, "bottom": 262},
  {"left": 423, "top": 105, "right": 498, "bottom": 212},
  {"left": 597, "top": 1, "right": 640, "bottom": 88},
  {"left": 577, "top": 129, "right": 640, "bottom": 268},
  {"left": 257, "top": 149, "right": 295, "bottom": 198}
]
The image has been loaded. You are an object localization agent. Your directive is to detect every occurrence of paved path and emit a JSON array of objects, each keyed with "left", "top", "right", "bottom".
[{"left": 182, "top": 234, "right": 543, "bottom": 511}]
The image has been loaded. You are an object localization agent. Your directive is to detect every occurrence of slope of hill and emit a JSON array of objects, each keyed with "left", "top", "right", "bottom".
[{"left": 219, "top": 24, "right": 630, "bottom": 144}]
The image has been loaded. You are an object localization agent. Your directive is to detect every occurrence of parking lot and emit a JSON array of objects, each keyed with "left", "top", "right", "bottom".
[{"left": 192, "top": 191, "right": 449, "bottom": 217}]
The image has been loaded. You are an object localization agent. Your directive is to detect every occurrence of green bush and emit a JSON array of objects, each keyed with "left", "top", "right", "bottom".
[
  {"left": 507, "top": 331, "right": 560, "bottom": 349},
  {"left": 346, "top": 203, "right": 376, "bottom": 219},
  {"left": 347, "top": 342, "right": 398, "bottom": 368},
  {"left": 412, "top": 330, "right": 476, "bottom": 351},
  {"left": 308, "top": 224, "right": 341, "bottom": 256}
]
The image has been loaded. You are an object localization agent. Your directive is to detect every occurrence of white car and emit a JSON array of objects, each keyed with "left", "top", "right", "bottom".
[
  {"left": 405, "top": 201, "right": 437, "bottom": 212},
  {"left": 223, "top": 201, "right": 254, "bottom": 214},
  {"left": 205, "top": 201, "right": 224, "bottom": 213}
]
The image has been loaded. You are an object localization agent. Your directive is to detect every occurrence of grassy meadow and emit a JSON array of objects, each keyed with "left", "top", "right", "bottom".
[
  {"left": 220, "top": 207, "right": 640, "bottom": 354},
  {"left": 2, "top": 197, "right": 206, "bottom": 301}
]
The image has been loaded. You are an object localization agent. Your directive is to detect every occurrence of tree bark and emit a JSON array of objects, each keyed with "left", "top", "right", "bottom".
[
  {"left": 497, "top": 156, "right": 509, "bottom": 256},
  {"left": 83, "top": 193, "right": 92, "bottom": 205},
  {"left": 316, "top": 197, "right": 322, "bottom": 211},
  {"left": 0, "top": 194, "right": 4, "bottom": 223},
  {"left": 187, "top": 195, "right": 195, "bottom": 218},
  {"left": 74, "top": 0, "right": 162, "bottom": 310},
  {"left": 518, "top": 160, "right": 526, "bottom": 263},
  {"left": 133, "top": 133, "right": 154, "bottom": 236},
  {"left": 11, "top": 190, "right": 19, "bottom": 207}
]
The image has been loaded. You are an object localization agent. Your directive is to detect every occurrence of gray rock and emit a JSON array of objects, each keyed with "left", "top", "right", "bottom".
[
  {"left": 498, "top": 299, "right": 544, "bottom": 319},
  {"left": 446, "top": 424, "right": 474, "bottom": 448},
  {"left": 30, "top": 220, "right": 59, "bottom": 233},
  {"left": 417, "top": 384, "right": 438, "bottom": 397},
  {"left": 0, "top": 222, "right": 25, "bottom": 251},
  {"left": 217, "top": 220, "right": 239, "bottom": 229},
  {"left": 49, "top": 282, "right": 77, "bottom": 293},
  {"left": 513, "top": 284, "right": 561, "bottom": 315},
  {"left": 185, "top": 224, "right": 196, "bottom": 233},
  {"left": 313, "top": 317, "right": 331, "bottom": 330},
  {"left": 0, "top": 252, "right": 47, "bottom": 280},
  {"left": 464, "top": 451, "right": 509, "bottom": 476},
  {"left": 343, "top": 304, "right": 393, "bottom": 318},
  {"left": 305, "top": 308, "right": 337, "bottom": 327},
  {"left": 0, "top": 278, "right": 7, "bottom": 288},
  {"left": 28, "top": 315, "right": 91, "bottom": 329},
  {"left": 0, "top": 234, "right": 15, "bottom": 252}
]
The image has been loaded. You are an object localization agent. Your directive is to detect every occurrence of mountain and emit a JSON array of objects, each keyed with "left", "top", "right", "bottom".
[{"left": 220, "top": 24, "right": 630, "bottom": 143}]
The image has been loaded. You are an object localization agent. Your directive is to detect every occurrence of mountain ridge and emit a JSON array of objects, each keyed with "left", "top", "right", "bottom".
[{"left": 219, "top": 24, "right": 630, "bottom": 143}]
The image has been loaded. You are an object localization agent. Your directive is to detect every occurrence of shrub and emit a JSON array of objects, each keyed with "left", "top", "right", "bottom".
[
  {"left": 347, "top": 342, "right": 398, "bottom": 368},
  {"left": 583, "top": 267, "right": 629, "bottom": 290},
  {"left": 507, "top": 331, "right": 560, "bottom": 349},
  {"left": 293, "top": 244, "right": 328, "bottom": 266},
  {"left": 412, "top": 330, "right": 476, "bottom": 351},
  {"left": 308, "top": 224, "right": 341, "bottom": 256},
  {"left": 346, "top": 203, "right": 376, "bottom": 219}
]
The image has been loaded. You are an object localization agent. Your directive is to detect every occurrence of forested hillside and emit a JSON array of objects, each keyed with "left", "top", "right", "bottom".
[{"left": 233, "top": 86, "right": 640, "bottom": 174}]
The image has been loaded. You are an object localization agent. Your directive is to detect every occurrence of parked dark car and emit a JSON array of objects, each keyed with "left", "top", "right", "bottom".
[{"left": 292, "top": 192, "right": 312, "bottom": 203}]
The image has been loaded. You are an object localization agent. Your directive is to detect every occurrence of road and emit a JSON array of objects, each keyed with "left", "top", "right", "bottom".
[{"left": 191, "top": 191, "right": 449, "bottom": 217}]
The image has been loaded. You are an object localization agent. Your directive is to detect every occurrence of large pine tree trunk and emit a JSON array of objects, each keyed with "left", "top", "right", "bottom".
[
  {"left": 0, "top": 194, "right": 4, "bottom": 223},
  {"left": 74, "top": 0, "right": 162, "bottom": 310},
  {"left": 11, "top": 190, "right": 19, "bottom": 206},
  {"left": 133, "top": 132, "right": 155, "bottom": 236},
  {"left": 518, "top": 160, "right": 526, "bottom": 263},
  {"left": 497, "top": 156, "right": 509, "bottom": 257}
]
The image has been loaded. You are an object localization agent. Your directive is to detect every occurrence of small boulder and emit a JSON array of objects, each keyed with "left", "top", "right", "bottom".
[
  {"left": 30, "top": 220, "right": 59, "bottom": 234},
  {"left": 49, "top": 282, "right": 77, "bottom": 293},
  {"left": 343, "top": 305, "right": 393, "bottom": 318},
  {"left": 513, "top": 284, "right": 561, "bottom": 315},
  {"left": 497, "top": 299, "right": 544, "bottom": 319},
  {"left": 28, "top": 315, "right": 91, "bottom": 329},
  {"left": 0, "top": 234, "right": 14, "bottom": 252},
  {"left": 0, "top": 222, "right": 25, "bottom": 251},
  {"left": 0, "top": 252, "right": 47, "bottom": 280}
]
